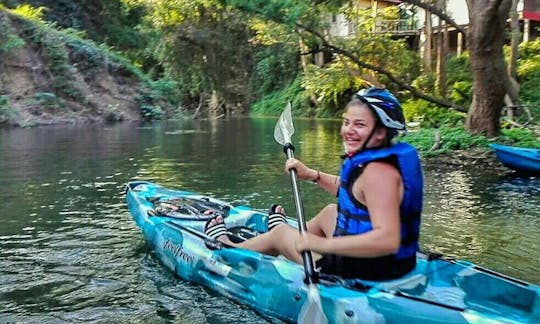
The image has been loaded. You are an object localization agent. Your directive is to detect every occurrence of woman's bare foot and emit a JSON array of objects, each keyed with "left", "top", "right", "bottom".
[
  {"left": 268, "top": 204, "right": 287, "bottom": 231},
  {"left": 204, "top": 214, "right": 233, "bottom": 245}
]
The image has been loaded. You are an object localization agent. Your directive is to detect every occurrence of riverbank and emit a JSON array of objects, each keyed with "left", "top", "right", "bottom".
[
  {"left": 0, "top": 10, "right": 170, "bottom": 127},
  {"left": 425, "top": 148, "right": 507, "bottom": 173}
]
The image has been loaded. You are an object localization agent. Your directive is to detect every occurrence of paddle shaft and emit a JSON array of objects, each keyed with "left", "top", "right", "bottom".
[{"left": 284, "top": 143, "right": 318, "bottom": 285}]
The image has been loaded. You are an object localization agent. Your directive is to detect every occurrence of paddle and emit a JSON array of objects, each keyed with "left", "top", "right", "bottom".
[{"left": 274, "top": 102, "right": 328, "bottom": 324}]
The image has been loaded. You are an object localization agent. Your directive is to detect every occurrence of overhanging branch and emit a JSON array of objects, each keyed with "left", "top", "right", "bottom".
[{"left": 296, "top": 23, "right": 467, "bottom": 112}]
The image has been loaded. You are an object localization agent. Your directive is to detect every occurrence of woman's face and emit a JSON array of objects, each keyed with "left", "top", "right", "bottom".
[{"left": 340, "top": 103, "right": 386, "bottom": 154}]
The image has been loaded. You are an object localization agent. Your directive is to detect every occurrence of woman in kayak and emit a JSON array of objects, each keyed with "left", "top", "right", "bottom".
[{"left": 205, "top": 87, "right": 423, "bottom": 281}]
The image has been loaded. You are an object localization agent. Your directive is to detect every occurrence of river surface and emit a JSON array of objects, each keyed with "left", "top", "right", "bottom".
[{"left": 0, "top": 118, "right": 539, "bottom": 323}]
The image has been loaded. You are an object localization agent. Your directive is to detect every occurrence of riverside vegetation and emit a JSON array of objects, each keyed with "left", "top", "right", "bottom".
[{"left": 0, "top": 3, "right": 538, "bottom": 162}]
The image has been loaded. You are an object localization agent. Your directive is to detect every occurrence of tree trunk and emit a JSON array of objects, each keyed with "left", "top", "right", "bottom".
[
  {"left": 298, "top": 35, "right": 319, "bottom": 106},
  {"left": 465, "top": 0, "right": 512, "bottom": 137},
  {"left": 508, "top": 0, "right": 519, "bottom": 81},
  {"left": 423, "top": 9, "right": 432, "bottom": 72},
  {"left": 435, "top": 0, "right": 448, "bottom": 96},
  {"left": 505, "top": 0, "right": 520, "bottom": 110}
]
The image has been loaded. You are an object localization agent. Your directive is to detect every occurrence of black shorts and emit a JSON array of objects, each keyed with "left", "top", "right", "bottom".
[{"left": 316, "top": 254, "right": 416, "bottom": 281}]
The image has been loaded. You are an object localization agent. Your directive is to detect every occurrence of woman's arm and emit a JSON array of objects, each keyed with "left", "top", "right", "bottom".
[{"left": 285, "top": 158, "right": 340, "bottom": 195}]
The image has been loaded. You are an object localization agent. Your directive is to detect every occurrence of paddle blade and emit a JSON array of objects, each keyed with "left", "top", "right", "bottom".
[
  {"left": 274, "top": 101, "right": 294, "bottom": 145},
  {"left": 298, "top": 285, "right": 328, "bottom": 324}
]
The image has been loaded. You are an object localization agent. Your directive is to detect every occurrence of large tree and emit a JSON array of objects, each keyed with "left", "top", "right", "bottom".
[
  {"left": 226, "top": 0, "right": 514, "bottom": 136},
  {"left": 384, "top": 0, "right": 513, "bottom": 136},
  {"left": 465, "top": 0, "right": 513, "bottom": 136}
]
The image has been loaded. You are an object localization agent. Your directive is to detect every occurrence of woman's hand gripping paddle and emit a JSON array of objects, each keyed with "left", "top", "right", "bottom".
[{"left": 274, "top": 102, "right": 328, "bottom": 324}]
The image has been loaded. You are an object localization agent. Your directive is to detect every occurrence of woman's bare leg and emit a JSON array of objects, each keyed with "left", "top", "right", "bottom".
[
  {"left": 307, "top": 203, "right": 337, "bottom": 237},
  {"left": 208, "top": 203, "right": 338, "bottom": 264}
]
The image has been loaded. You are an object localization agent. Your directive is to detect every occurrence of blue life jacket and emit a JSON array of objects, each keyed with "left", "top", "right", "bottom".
[{"left": 335, "top": 142, "right": 423, "bottom": 260}]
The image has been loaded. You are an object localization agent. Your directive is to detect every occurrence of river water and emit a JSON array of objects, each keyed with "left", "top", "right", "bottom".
[{"left": 0, "top": 118, "right": 538, "bottom": 323}]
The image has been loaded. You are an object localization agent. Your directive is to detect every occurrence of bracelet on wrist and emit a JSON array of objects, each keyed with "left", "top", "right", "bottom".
[{"left": 312, "top": 170, "right": 321, "bottom": 183}]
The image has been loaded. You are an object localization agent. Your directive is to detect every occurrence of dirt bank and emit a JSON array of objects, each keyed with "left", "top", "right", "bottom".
[{"left": 0, "top": 11, "right": 168, "bottom": 127}]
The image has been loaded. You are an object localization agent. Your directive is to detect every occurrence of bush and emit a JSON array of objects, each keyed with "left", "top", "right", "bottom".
[
  {"left": 32, "top": 92, "right": 65, "bottom": 111},
  {"left": 517, "top": 39, "right": 540, "bottom": 122},
  {"left": 498, "top": 128, "right": 540, "bottom": 148},
  {"left": 250, "top": 76, "right": 309, "bottom": 116},
  {"left": 449, "top": 81, "right": 472, "bottom": 106},
  {"left": 404, "top": 126, "right": 490, "bottom": 156},
  {"left": 0, "top": 95, "right": 17, "bottom": 121},
  {"left": 0, "top": 10, "right": 26, "bottom": 55},
  {"left": 139, "top": 104, "right": 163, "bottom": 120},
  {"left": 152, "top": 78, "right": 182, "bottom": 106},
  {"left": 9, "top": 4, "right": 46, "bottom": 22},
  {"left": 402, "top": 99, "right": 466, "bottom": 128},
  {"left": 136, "top": 91, "right": 164, "bottom": 120}
]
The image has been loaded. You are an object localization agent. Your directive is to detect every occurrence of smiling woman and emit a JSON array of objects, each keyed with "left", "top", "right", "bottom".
[{"left": 202, "top": 88, "right": 423, "bottom": 283}]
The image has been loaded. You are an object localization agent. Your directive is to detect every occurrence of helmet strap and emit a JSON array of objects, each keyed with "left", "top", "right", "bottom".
[{"left": 359, "top": 124, "right": 378, "bottom": 152}]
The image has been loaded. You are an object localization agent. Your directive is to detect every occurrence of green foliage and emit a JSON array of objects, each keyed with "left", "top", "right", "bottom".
[
  {"left": 66, "top": 37, "right": 106, "bottom": 73},
  {"left": 302, "top": 61, "right": 364, "bottom": 115},
  {"left": 139, "top": 104, "right": 164, "bottom": 120},
  {"left": 339, "top": 33, "right": 421, "bottom": 92},
  {"left": 14, "top": 0, "right": 149, "bottom": 60},
  {"left": 9, "top": 4, "right": 46, "bottom": 22},
  {"left": 498, "top": 128, "right": 540, "bottom": 148},
  {"left": 449, "top": 81, "right": 472, "bottom": 106},
  {"left": 446, "top": 54, "right": 471, "bottom": 86},
  {"left": 135, "top": 0, "right": 224, "bottom": 27},
  {"left": 402, "top": 99, "right": 466, "bottom": 128},
  {"left": 135, "top": 91, "right": 164, "bottom": 120},
  {"left": 128, "top": 1, "right": 259, "bottom": 110},
  {"left": 32, "top": 92, "right": 65, "bottom": 111},
  {"left": 333, "top": 6, "right": 421, "bottom": 91},
  {"left": 224, "top": 0, "right": 314, "bottom": 25},
  {"left": 0, "top": 16, "right": 25, "bottom": 54},
  {"left": 517, "top": 37, "right": 540, "bottom": 58},
  {"left": 152, "top": 78, "right": 182, "bottom": 106},
  {"left": 0, "top": 33, "right": 25, "bottom": 53},
  {"left": 247, "top": 17, "right": 296, "bottom": 46},
  {"left": 405, "top": 125, "right": 540, "bottom": 157},
  {"left": 410, "top": 53, "right": 472, "bottom": 107},
  {"left": 405, "top": 126, "right": 491, "bottom": 156},
  {"left": 2, "top": 8, "right": 171, "bottom": 121},
  {"left": 0, "top": 95, "right": 17, "bottom": 120},
  {"left": 16, "top": 19, "right": 82, "bottom": 99},
  {"left": 517, "top": 39, "right": 540, "bottom": 107},
  {"left": 446, "top": 54, "right": 472, "bottom": 106},
  {"left": 251, "top": 44, "right": 299, "bottom": 96},
  {"left": 298, "top": 7, "right": 422, "bottom": 116},
  {"left": 250, "top": 75, "right": 308, "bottom": 116},
  {"left": 411, "top": 72, "right": 435, "bottom": 94},
  {"left": 0, "top": 95, "right": 8, "bottom": 106}
]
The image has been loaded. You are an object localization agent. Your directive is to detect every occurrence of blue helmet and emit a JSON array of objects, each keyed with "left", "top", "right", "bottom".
[{"left": 353, "top": 87, "right": 406, "bottom": 131}]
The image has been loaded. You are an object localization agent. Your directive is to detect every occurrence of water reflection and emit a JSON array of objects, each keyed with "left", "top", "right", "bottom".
[
  {"left": 0, "top": 119, "right": 538, "bottom": 323},
  {"left": 422, "top": 165, "right": 539, "bottom": 282}
]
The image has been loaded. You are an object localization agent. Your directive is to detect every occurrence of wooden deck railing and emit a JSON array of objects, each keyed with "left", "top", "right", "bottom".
[{"left": 373, "top": 19, "right": 418, "bottom": 34}]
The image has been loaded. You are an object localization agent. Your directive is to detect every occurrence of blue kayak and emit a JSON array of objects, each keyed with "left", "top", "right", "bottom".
[
  {"left": 126, "top": 181, "right": 540, "bottom": 323},
  {"left": 489, "top": 143, "right": 540, "bottom": 174}
]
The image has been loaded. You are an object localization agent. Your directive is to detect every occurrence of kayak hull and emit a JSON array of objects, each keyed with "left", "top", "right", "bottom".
[
  {"left": 126, "top": 181, "right": 540, "bottom": 323},
  {"left": 490, "top": 143, "right": 540, "bottom": 174}
]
